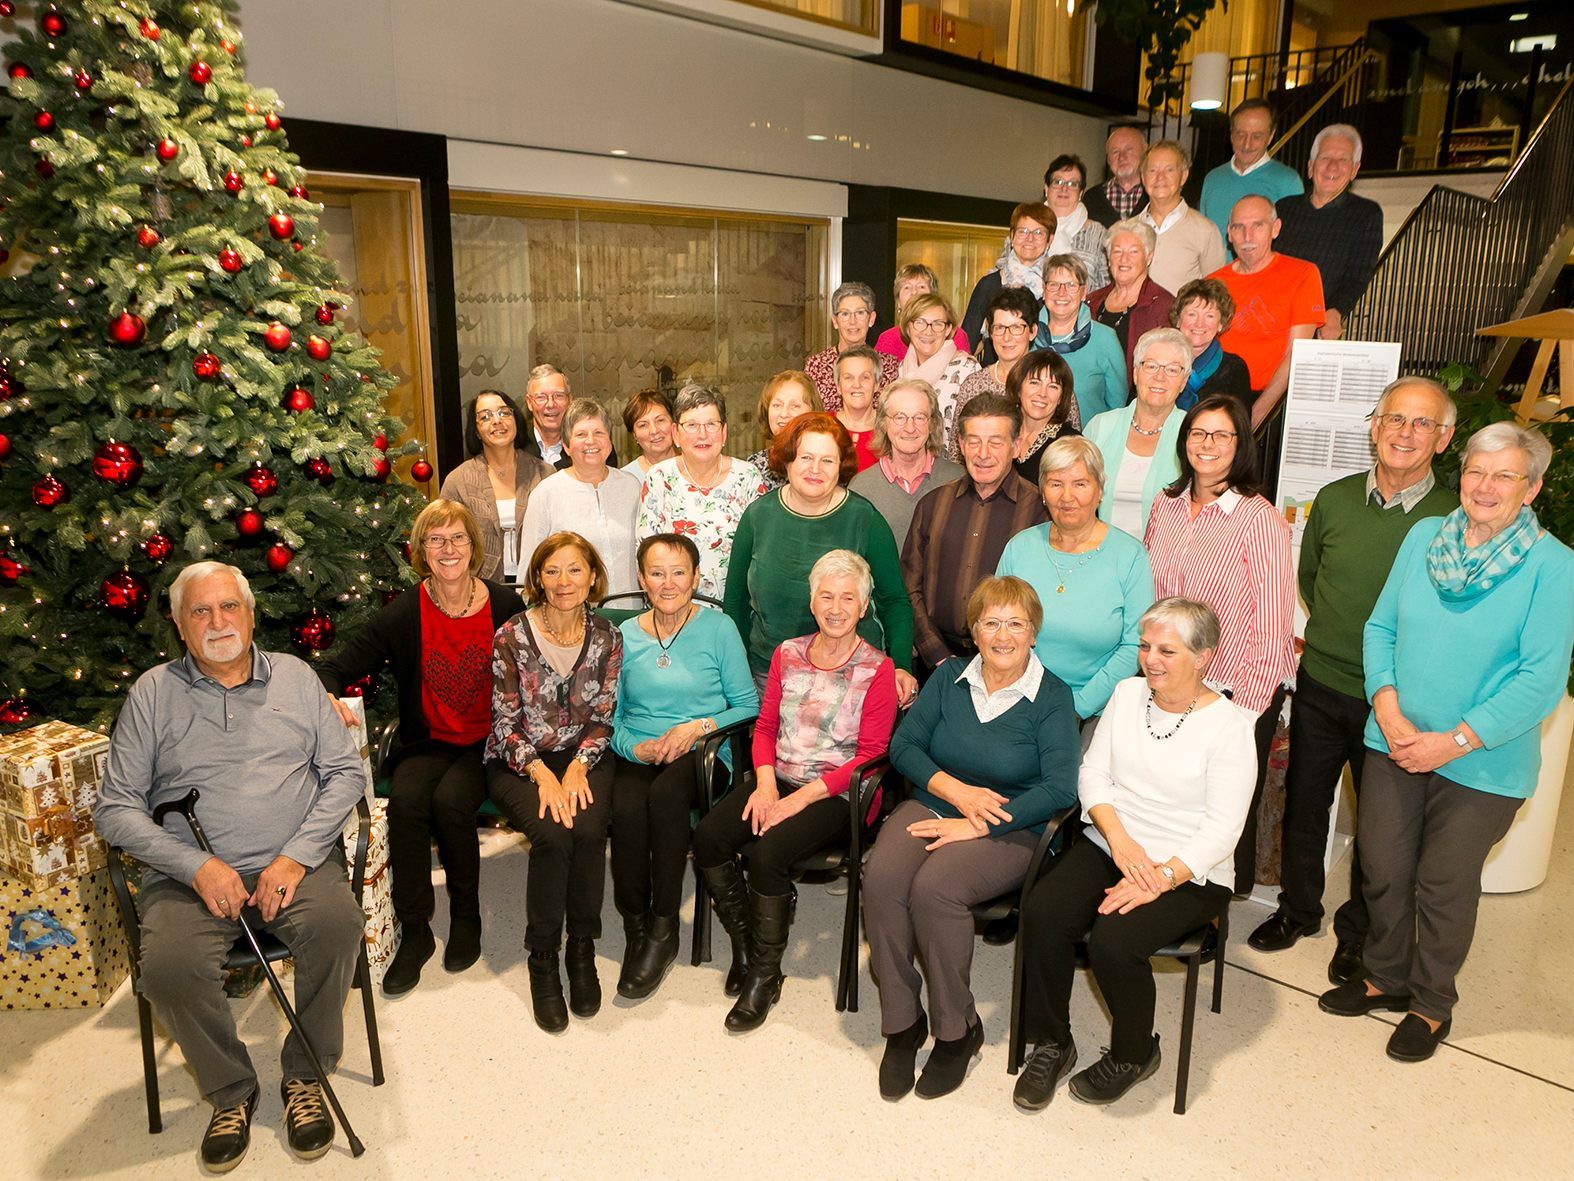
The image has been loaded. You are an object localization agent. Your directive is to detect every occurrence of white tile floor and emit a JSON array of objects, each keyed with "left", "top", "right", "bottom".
[{"left": 5, "top": 764, "right": 1573, "bottom": 1180}]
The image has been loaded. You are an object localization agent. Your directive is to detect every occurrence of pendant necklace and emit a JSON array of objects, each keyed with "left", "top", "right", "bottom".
[
  {"left": 653, "top": 605, "right": 694, "bottom": 669},
  {"left": 427, "top": 578, "right": 478, "bottom": 619},
  {"left": 1047, "top": 532, "right": 1100, "bottom": 594}
]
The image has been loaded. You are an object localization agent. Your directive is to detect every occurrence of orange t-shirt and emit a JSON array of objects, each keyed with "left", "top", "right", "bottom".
[{"left": 1210, "top": 253, "right": 1325, "bottom": 390}]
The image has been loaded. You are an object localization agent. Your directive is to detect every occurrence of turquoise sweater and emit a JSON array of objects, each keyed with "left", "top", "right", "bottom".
[
  {"left": 1363, "top": 519, "right": 1574, "bottom": 797},
  {"left": 1082, "top": 402, "right": 1184, "bottom": 533},
  {"left": 996, "top": 523, "right": 1154, "bottom": 718},
  {"left": 1036, "top": 305, "right": 1128, "bottom": 426},
  {"left": 1199, "top": 158, "right": 1305, "bottom": 243},
  {"left": 889, "top": 663, "right": 1079, "bottom": 835},
  {"left": 611, "top": 609, "right": 759, "bottom": 768}
]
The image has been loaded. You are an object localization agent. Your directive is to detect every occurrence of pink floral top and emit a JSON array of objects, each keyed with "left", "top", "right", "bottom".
[
  {"left": 636, "top": 458, "right": 771, "bottom": 601},
  {"left": 804, "top": 346, "right": 902, "bottom": 414},
  {"left": 485, "top": 609, "right": 622, "bottom": 776}
]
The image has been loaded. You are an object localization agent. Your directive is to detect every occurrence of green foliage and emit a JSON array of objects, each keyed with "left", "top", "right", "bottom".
[
  {"left": 0, "top": 1, "right": 423, "bottom": 728},
  {"left": 1094, "top": 0, "right": 1225, "bottom": 109}
]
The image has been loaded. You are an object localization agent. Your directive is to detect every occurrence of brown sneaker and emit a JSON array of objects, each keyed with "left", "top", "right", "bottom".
[{"left": 280, "top": 1078, "right": 335, "bottom": 1160}]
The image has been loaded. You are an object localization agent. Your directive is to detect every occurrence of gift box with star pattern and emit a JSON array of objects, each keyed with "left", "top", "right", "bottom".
[{"left": 0, "top": 867, "right": 129, "bottom": 1010}]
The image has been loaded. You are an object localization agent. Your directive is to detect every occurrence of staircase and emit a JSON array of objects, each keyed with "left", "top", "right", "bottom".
[{"left": 1346, "top": 77, "right": 1574, "bottom": 376}]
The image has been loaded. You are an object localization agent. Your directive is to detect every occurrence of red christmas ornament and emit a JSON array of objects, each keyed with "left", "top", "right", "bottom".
[
  {"left": 155, "top": 137, "right": 179, "bottom": 162},
  {"left": 222, "top": 169, "right": 243, "bottom": 195},
  {"left": 217, "top": 247, "right": 243, "bottom": 274},
  {"left": 91, "top": 441, "right": 144, "bottom": 489},
  {"left": 188, "top": 61, "right": 212, "bottom": 86},
  {"left": 343, "top": 674, "right": 378, "bottom": 703},
  {"left": 0, "top": 373, "right": 22, "bottom": 400},
  {"left": 139, "top": 17, "right": 160, "bottom": 40},
  {"left": 72, "top": 69, "right": 92, "bottom": 92},
  {"left": 141, "top": 533, "right": 174, "bottom": 564},
  {"left": 371, "top": 456, "right": 392, "bottom": 482},
  {"left": 31, "top": 474, "right": 69, "bottom": 509},
  {"left": 33, "top": 111, "right": 54, "bottom": 132},
  {"left": 221, "top": 38, "right": 237, "bottom": 55},
  {"left": 290, "top": 608, "right": 336, "bottom": 654},
  {"left": 136, "top": 224, "right": 161, "bottom": 249},
  {"left": 262, "top": 168, "right": 278, "bottom": 186},
  {"left": 264, "top": 112, "right": 282, "bottom": 131},
  {"left": 292, "top": 241, "right": 304, "bottom": 253},
  {"left": 8, "top": 63, "right": 31, "bottom": 81},
  {"left": 314, "top": 304, "right": 334, "bottom": 326},
  {"left": 306, "top": 335, "right": 331, "bottom": 361},
  {"left": 241, "top": 464, "right": 278, "bottom": 497},
  {"left": 0, "top": 3, "right": 16, "bottom": 19},
  {"left": 289, "top": 184, "right": 311, "bottom": 201},
  {"left": 0, "top": 553, "right": 29, "bottom": 585},
  {"left": 381, "top": 589, "right": 400, "bottom": 605},
  {"left": 192, "top": 352, "right": 222, "bottom": 380},
  {"left": 267, "top": 211, "right": 294, "bottom": 240},
  {"left": 39, "top": 7, "right": 66, "bottom": 38},
  {"left": 0, "top": 434, "right": 11, "bottom": 460},
  {"left": 0, "top": 699, "right": 34, "bottom": 726},
  {"left": 264, "top": 543, "right": 294, "bottom": 573},
  {"left": 304, "top": 457, "right": 333, "bottom": 484},
  {"left": 108, "top": 311, "right": 146, "bottom": 346},
  {"left": 234, "top": 507, "right": 265, "bottom": 538},
  {"left": 239, "top": 134, "right": 252, "bottom": 148},
  {"left": 411, "top": 459, "right": 434, "bottom": 482},
  {"left": 401, "top": 540, "right": 412, "bottom": 563},
  {"left": 263, "top": 322, "right": 292, "bottom": 352},
  {"left": 35, "top": 157, "right": 54, "bottom": 179},
  {"left": 284, "top": 386, "right": 315, "bottom": 414},
  {"left": 100, "top": 570, "right": 152, "bottom": 620},
  {"left": 372, "top": 433, "right": 389, "bottom": 451}
]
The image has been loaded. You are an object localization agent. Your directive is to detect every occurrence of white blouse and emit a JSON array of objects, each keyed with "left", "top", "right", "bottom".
[{"left": 519, "top": 467, "right": 643, "bottom": 596}]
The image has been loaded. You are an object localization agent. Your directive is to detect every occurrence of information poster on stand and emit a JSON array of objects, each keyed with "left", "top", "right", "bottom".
[{"left": 1276, "top": 338, "right": 1403, "bottom": 546}]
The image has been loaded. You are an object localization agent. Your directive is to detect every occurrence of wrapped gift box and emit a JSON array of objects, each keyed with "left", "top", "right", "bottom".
[
  {"left": 1, "top": 867, "right": 129, "bottom": 1009},
  {"left": 342, "top": 797, "right": 398, "bottom": 985},
  {"left": 0, "top": 721, "right": 111, "bottom": 889}
]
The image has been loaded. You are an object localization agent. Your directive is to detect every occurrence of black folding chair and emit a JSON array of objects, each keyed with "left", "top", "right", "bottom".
[{"left": 106, "top": 797, "right": 385, "bottom": 1134}]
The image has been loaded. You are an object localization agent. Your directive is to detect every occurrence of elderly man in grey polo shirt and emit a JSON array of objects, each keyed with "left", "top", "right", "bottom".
[{"left": 95, "top": 561, "right": 366, "bottom": 1173}]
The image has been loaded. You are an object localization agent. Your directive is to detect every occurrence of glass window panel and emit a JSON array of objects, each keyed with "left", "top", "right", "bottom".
[
  {"left": 896, "top": 217, "right": 1009, "bottom": 335},
  {"left": 899, "top": 0, "right": 1091, "bottom": 89},
  {"left": 731, "top": 1, "right": 876, "bottom": 35}
]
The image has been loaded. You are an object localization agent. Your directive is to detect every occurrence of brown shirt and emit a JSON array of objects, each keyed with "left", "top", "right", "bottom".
[
  {"left": 438, "top": 450, "right": 552, "bottom": 582},
  {"left": 901, "top": 473, "right": 1048, "bottom": 667}
]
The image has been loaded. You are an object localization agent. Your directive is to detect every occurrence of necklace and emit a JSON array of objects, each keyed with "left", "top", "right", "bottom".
[
  {"left": 1130, "top": 416, "right": 1164, "bottom": 438},
  {"left": 1046, "top": 539, "right": 1100, "bottom": 594},
  {"left": 651, "top": 605, "right": 695, "bottom": 669},
  {"left": 426, "top": 578, "right": 478, "bottom": 619},
  {"left": 537, "top": 606, "right": 585, "bottom": 646},
  {"left": 1145, "top": 690, "right": 1200, "bottom": 740},
  {"left": 678, "top": 455, "right": 723, "bottom": 493}
]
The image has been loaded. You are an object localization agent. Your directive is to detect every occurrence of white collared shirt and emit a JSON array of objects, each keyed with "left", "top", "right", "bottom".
[
  {"left": 1230, "top": 155, "right": 1273, "bottom": 178},
  {"left": 1140, "top": 199, "right": 1190, "bottom": 237},
  {"left": 956, "top": 654, "right": 1044, "bottom": 724}
]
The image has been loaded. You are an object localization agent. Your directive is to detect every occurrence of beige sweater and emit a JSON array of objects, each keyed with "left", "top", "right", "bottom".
[
  {"left": 1143, "top": 202, "right": 1228, "bottom": 296},
  {"left": 438, "top": 451, "right": 552, "bottom": 581}
]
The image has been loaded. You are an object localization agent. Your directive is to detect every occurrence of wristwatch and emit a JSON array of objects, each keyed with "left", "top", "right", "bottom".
[
  {"left": 1159, "top": 864, "right": 1177, "bottom": 890},
  {"left": 1450, "top": 729, "right": 1471, "bottom": 750},
  {"left": 699, "top": 718, "right": 716, "bottom": 735},
  {"left": 574, "top": 750, "right": 596, "bottom": 769}
]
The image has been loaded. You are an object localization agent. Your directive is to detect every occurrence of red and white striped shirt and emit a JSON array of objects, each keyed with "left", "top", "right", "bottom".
[{"left": 1144, "top": 487, "right": 1296, "bottom": 715}]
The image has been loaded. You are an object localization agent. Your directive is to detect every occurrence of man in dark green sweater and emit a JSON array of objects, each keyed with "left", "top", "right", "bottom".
[{"left": 1249, "top": 378, "right": 1458, "bottom": 984}]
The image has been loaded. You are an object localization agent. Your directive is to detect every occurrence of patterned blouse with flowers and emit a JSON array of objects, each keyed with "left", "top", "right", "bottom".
[
  {"left": 485, "top": 608, "right": 622, "bottom": 777},
  {"left": 636, "top": 457, "right": 771, "bottom": 602}
]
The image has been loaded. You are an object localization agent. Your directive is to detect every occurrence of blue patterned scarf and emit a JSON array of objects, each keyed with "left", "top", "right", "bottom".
[
  {"left": 1425, "top": 505, "right": 1542, "bottom": 602},
  {"left": 1180, "top": 339, "right": 1223, "bottom": 410},
  {"left": 1038, "top": 302, "right": 1093, "bottom": 354}
]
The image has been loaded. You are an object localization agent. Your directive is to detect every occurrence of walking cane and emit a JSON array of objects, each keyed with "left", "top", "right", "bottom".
[{"left": 153, "top": 788, "right": 366, "bottom": 1158}]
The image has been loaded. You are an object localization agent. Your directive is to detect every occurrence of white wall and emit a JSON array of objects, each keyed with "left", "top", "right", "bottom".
[{"left": 233, "top": 0, "right": 1109, "bottom": 211}]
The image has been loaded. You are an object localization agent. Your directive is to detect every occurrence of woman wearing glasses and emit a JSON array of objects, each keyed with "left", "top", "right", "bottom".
[
  {"left": 1144, "top": 394, "right": 1296, "bottom": 894},
  {"left": 960, "top": 202, "right": 1056, "bottom": 365},
  {"left": 864, "top": 576, "right": 1079, "bottom": 1101},
  {"left": 804, "top": 282, "right": 901, "bottom": 412},
  {"left": 848, "top": 378, "right": 964, "bottom": 551},
  {"left": 1082, "top": 328, "right": 1190, "bottom": 537},
  {"left": 1035, "top": 255, "right": 1128, "bottom": 427},
  {"left": 1043, "top": 154, "right": 1109, "bottom": 291},
  {"left": 951, "top": 288, "right": 1040, "bottom": 452},
  {"left": 439, "top": 390, "right": 553, "bottom": 582},
  {"left": 1088, "top": 220, "right": 1175, "bottom": 381},
  {"left": 318, "top": 500, "right": 524, "bottom": 995},
  {"left": 896, "top": 292, "right": 981, "bottom": 450},
  {"left": 637, "top": 386, "right": 771, "bottom": 602}
]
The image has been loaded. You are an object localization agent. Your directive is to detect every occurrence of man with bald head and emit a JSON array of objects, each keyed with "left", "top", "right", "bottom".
[
  {"left": 1209, "top": 195, "right": 1325, "bottom": 436},
  {"left": 1250, "top": 378, "right": 1458, "bottom": 986},
  {"left": 1083, "top": 125, "right": 1148, "bottom": 227}
]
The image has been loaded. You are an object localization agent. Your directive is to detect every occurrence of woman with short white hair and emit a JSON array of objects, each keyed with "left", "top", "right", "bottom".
[
  {"left": 804, "top": 281, "right": 901, "bottom": 411},
  {"left": 1088, "top": 218, "right": 1174, "bottom": 379}
]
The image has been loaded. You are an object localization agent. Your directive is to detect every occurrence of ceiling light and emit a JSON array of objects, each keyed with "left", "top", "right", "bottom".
[{"left": 609, "top": 149, "right": 629, "bottom": 156}]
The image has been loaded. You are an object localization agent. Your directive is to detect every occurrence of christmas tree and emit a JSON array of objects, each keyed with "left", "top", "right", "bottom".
[{"left": 0, "top": 1, "right": 426, "bottom": 728}]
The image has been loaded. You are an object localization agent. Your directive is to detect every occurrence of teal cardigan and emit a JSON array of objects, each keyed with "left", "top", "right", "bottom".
[
  {"left": 1082, "top": 402, "right": 1184, "bottom": 534},
  {"left": 1363, "top": 518, "right": 1574, "bottom": 797},
  {"left": 1036, "top": 304, "right": 1128, "bottom": 426}
]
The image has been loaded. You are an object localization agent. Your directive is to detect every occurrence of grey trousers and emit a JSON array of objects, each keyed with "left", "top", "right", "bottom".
[
  {"left": 1358, "top": 751, "right": 1522, "bottom": 1023},
  {"left": 137, "top": 855, "right": 364, "bottom": 1108},
  {"left": 863, "top": 799, "right": 1037, "bottom": 1041}
]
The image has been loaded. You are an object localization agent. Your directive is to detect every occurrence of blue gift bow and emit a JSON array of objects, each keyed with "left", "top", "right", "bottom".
[{"left": 5, "top": 909, "right": 78, "bottom": 956}]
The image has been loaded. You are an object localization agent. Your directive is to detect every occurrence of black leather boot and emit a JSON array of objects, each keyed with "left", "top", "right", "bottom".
[
  {"left": 698, "top": 861, "right": 751, "bottom": 997},
  {"left": 527, "top": 947, "right": 569, "bottom": 1033},
  {"left": 564, "top": 936, "right": 601, "bottom": 1018},
  {"left": 725, "top": 888, "right": 793, "bottom": 1032},
  {"left": 382, "top": 919, "right": 434, "bottom": 996},
  {"left": 618, "top": 913, "right": 680, "bottom": 1000},
  {"left": 616, "top": 911, "right": 647, "bottom": 996}
]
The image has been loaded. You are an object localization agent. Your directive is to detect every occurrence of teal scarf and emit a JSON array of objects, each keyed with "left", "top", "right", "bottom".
[
  {"left": 1180, "top": 340, "right": 1223, "bottom": 410},
  {"left": 1038, "top": 303, "right": 1093, "bottom": 354},
  {"left": 1425, "top": 505, "right": 1542, "bottom": 603}
]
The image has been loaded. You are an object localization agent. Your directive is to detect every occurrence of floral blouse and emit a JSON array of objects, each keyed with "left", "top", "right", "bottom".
[
  {"left": 744, "top": 448, "right": 785, "bottom": 493},
  {"left": 485, "top": 608, "right": 622, "bottom": 777},
  {"left": 636, "top": 457, "right": 771, "bottom": 601}
]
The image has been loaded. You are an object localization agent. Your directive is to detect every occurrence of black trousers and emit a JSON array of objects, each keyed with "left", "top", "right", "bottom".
[
  {"left": 1233, "top": 684, "right": 1289, "bottom": 892},
  {"left": 1020, "top": 838, "right": 1230, "bottom": 1063},
  {"left": 1278, "top": 670, "right": 1371, "bottom": 939},
  {"left": 386, "top": 740, "right": 488, "bottom": 925},
  {"left": 691, "top": 780, "right": 850, "bottom": 896},
  {"left": 609, "top": 756, "right": 712, "bottom": 919},
  {"left": 486, "top": 749, "right": 613, "bottom": 952}
]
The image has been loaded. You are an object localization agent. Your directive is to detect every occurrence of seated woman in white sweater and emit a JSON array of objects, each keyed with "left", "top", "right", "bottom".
[{"left": 1011, "top": 596, "right": 1256, "bottom": 1111}]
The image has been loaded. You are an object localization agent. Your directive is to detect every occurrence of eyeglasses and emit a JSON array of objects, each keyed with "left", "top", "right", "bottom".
[
  {"left": 990, "top": 323, "right": 1032, "bottom": 338},
  {"left": 1461, "top": 466, "right": 1529, "bottom": 489},
  {"left": 1140, "top": 361, "right": 1187, "bottom": 379},
  {"left": 1046, "top": 178, "right": 1083, "bottom": 190},
  {"left": 476, "top": 409, "right": 513, "bottom": 424},
  {"left": 531, "top": 391, "right": 569, "bottom": 406},
  {"left": 1368, "top": 412, "right": 1444, "bottom": 434},
  {"left": 909, "top": 317, "right": 951, "bottom": 333},
  {"left": 886, "top": 412, "right": 931, "bottom": 427},
  {"left": 423, "top": 534, "right": 472, "bottom": 551},
  {"left": 1043, "top": 280, "right": 1081, "bottom": 293},
  {"left": 679, "top": 420, "right": 724, "bottom": 436},
  {"left": 1186, "top": 429, "right": 1237, "bottom": 446},
  {"left": 833, "top": 307, "right": 872, "bottom": 320},
  {"left": 1012, "top": 227, "right": 1048, "bottom": 241},
  {"left": 976, "top": 618, "right": 1031, "bottom": 636}
]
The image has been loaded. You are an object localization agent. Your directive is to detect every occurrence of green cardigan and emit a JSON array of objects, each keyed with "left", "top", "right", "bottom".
[{"left": 1082, "top": 402, "right": 1184, "bottom": 534}]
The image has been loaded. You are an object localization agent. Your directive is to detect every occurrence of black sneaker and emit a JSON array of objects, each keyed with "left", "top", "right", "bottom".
[
  {"left": 280, "top": 1078, "right": 335, "bottom": 1161},
  {"left": 1068, "top": 1036, "right": 1162, "bottom": 1105},
  {"left": 200, "top": 1089, "right": 257, "bottom": 1173},
  {"left": 914, "top": 1018, "right": 984, "bottom": 1099},
  {"left": 1012, "top": 1038, "right": 1078, "bottom": 1112},
  {"left": 382, "top": 922, "right": 434, "bottom": 996},
  {"left": 1318, "top": 979, "right": 1409, "bottom": 1017},
  {"left": 1386, "top": 1013, "right": 1450, "bottom": 1062},
  {"left": 878, "top": 1011, "right": 928, "bottom": 1101}
]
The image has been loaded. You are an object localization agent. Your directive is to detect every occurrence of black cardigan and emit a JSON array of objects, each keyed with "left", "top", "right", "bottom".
[
  {"left": 1195, "top": 350, "right": 1255, "bottom": 410},
  {"left": 317, "top": 579, "right": 525, "bottom": 767},
  {"left": 959, "top": 270, "right": 1044, "bottom": 368}
]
